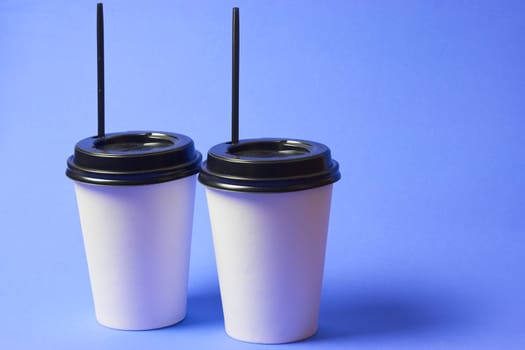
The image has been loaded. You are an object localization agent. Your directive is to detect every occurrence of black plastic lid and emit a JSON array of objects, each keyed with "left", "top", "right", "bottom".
[
  {"left": 66, "top": 131, "right": 202, "bottom": 185},
  {"left": 198, "top": 138, "right": 340, "bottom": 193}
]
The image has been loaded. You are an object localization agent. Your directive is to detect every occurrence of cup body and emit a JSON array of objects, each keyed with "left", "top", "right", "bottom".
[
  {"left": 73, "top": 175, "right": 196, "bottom": 330},
  {"left": 205, "top": 184, "right": 333, "bottom": 343}
]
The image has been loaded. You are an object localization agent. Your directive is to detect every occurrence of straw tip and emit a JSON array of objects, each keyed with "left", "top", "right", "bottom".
[{"left": 233, "top": 7, "right": 239, "bottom": 12}]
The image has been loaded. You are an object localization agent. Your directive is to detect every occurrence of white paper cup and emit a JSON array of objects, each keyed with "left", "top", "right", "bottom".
[
  {"left": 205, "top": 184, "right": 333, "bottom": 343},
  {"left": 199, "top": 138, "right": 340, "bottom": 343},
  {"left": 74, "top": 175, "right": 196, "bottom": 330},
  {"left": 67, "top": 131, "right": 201, "bottom": 330}
]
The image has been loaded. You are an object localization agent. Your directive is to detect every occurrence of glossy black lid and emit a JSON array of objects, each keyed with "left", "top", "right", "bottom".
[
  {"left": 66, "top": 131, "right": 202, "bottom": 185},
  {"left": 199, "top": 138, "right": 340, "bottom": 192}
]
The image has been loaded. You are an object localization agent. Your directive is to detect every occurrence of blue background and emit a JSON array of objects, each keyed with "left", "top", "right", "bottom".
[{"left": 1, "top": 0, "right": 524, "bottom": 348}]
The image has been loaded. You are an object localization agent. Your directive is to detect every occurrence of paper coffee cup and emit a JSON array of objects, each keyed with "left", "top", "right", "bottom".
[
  {"left": 66, "top": 131, "right": 201, "bottom": 330},
  {"left": 199, "top": 138, "right": 340, "bottom": 343}
]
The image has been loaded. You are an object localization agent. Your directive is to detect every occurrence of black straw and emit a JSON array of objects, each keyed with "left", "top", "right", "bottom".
[
  {"left": 231, "top": 7, "right": 240, "bottom": 144},
  {"left": 97, "top": 3, "right": 105, "bottom": 138}
]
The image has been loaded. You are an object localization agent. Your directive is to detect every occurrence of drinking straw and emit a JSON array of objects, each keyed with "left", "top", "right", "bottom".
[
  {"left": 97, "top": 3, "right": 105, "bottom": 138},
  {"left": 231, "top": 7, "right": 240, "bottom": 144}
]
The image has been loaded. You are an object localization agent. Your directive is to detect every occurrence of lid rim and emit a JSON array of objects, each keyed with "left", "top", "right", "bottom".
[
  {"left": 67, "top": 154, "right": 202, "bottom": 176},
  {"left": 200, "top": 159, "right": 339, "bottom": 182},
  {"left": 198, "top": 155, "right": 340, "bottom": 193},
  {"left": 66, "top": 164, "right": 201, "bottom": 186},
  {"left": 198, "top": 171, "right": 340, "bottom": 193}
]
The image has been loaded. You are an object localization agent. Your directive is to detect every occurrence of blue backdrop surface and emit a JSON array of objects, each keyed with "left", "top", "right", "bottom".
[{"left": 1, "top": 0, "right": 524, "bottom": 349}]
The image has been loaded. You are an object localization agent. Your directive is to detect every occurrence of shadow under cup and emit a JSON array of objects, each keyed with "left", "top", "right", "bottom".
[
  {"left": 66, "top": 131, "right": 201, "bottom": 330},
  {"left": 199, "top": 138, "right": 341, "bottom": 344}
]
